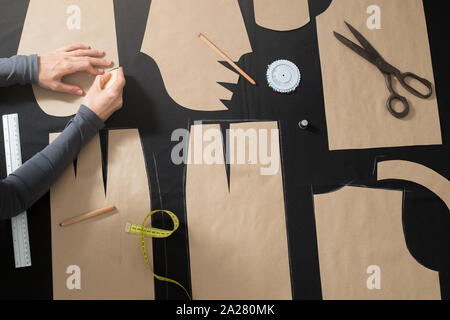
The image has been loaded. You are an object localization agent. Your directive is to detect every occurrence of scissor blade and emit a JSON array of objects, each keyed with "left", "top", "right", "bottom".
[
  {"left": 344, "top": 21, "right": 382, "bottom": 58},
  {"left": 333, "top": 31, "right": 378, "bottom": 66}
]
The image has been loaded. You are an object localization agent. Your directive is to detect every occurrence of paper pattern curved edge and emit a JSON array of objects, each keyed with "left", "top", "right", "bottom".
[
  {"left": 377, "top": 160, "right": 450, "bottom": 210},
  {"left": 254, "top": 0, "right": 310, "bottom": 31}
]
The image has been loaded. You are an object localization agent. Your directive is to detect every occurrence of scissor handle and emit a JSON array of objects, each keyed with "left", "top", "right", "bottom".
[
  {"left": 396, "top": 71, "right": 433, "bottom": 99},
  {"left": 386, "top": 94, "right": 410, "bottom": 119},
  {"left": 384, "top": 74, "right": 409, "bottom": 119}
]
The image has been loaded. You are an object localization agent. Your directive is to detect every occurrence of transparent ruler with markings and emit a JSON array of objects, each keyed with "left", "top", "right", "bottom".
[{"left": 2, "top": 113, "right": 31, "bottom": 268}]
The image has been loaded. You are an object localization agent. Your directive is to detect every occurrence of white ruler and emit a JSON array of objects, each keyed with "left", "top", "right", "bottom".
[{"left": 2, "top": 113, "right": 32, "bottom": 268}]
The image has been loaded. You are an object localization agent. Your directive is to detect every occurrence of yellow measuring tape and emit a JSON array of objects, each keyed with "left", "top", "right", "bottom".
[{"left": 125, "top": 210, "right": 191, "bottom": 300}]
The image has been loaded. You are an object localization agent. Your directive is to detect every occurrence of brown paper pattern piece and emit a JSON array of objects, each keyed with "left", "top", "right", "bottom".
[
  {"left": 18, "top": 0, "right": 119, "bottom": 117},
  {"left": 316, "top": 0, "right": 442, "bottom": 150},
  {"left": 378, "top": 160, "right": 450, "bottom": 210},
  {"left": 50, "top": 129, "right": 153, "bottom": 300},
  {"left": 186, "top": 122, "right": 292, "bottom": 299},
  {"left": 314, "top": 186, "right": 441, "bottom": 300},
  {"left": 141, "top": 0, "right": 252, "bottom": 111},
  {"left": 254, "top": 0, "right": 310, "bottom": 31}
]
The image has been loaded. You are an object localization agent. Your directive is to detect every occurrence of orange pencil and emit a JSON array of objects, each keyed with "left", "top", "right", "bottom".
[
  {"left": 59, "top": 205, "right": 117, "bottom": 227},
  {"left": 198, "top": 33, "right": 256, "bottom": 85}
]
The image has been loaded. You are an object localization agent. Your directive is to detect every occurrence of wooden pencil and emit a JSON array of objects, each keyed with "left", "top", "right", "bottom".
[
  {"left": 198, "top": 33, "right": 256, "bottom": 85},
  {"left": 59, "top": 205, "right": 117, "bottom": 227}
]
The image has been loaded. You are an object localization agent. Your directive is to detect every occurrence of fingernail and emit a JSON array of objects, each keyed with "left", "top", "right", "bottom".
[{"left": 77, "top": 89, "right": 83, "bottom": 95}]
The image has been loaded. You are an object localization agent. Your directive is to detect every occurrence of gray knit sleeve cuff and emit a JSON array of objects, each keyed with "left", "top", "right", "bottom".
[
  {"left": 28, "top": 54, "right": 39, "bottom": 84},
  {"left": 77, "top": 105, "right": 105, "bottom": 131},
  {"left": 16, "top": 54, "right": 39, "bottom": 84},
  {"left": 0, "top": 54, "right": 39, "bottom": 85}
]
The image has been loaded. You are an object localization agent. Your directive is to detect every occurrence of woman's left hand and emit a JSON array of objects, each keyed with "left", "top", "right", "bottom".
[{"left": 37, "top": 44, "right": 112, "bottom": 96}]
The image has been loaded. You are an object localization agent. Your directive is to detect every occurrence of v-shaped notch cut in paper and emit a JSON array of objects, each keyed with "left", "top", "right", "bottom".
[
  {"left": 49, "top": 130, "right": 153, "bottom": 300},
  {"left": 185, "top": 122, "right": 292, "bottom": 299},
  {"left": 141, "top": 0, "right": 252, "bottom": 111}
]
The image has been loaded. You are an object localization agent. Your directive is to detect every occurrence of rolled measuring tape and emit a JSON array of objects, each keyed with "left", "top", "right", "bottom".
[
  {"left": 266, "top": 59, "right": 301, "bottom": 94},
  {"left": 126, "top": 210, "right": 191, "bottom": 300}
]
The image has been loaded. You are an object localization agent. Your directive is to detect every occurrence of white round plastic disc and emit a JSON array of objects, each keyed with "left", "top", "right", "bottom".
[{"left": 266, "top": 59, "right": 301, "bottom": 94}]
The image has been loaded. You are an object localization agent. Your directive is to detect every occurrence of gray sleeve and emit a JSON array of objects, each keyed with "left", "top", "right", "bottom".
[
  {"left": 0, "top": 105, "right": 105, "bottom": 220},
  {"left": 0, "top": 55, "right": 39, "bottom": 87}
]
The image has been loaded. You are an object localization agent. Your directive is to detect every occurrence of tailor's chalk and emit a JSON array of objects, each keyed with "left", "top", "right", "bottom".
[{"left": 104, "top": 67, "right": 119, "bottom": 89}]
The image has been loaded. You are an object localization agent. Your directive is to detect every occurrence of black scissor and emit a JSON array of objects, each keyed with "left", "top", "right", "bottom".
[{"left": 334, "top": 22, "right": 433, "bottom": 119}]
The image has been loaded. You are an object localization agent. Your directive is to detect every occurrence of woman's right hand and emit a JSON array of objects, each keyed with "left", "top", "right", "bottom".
[{"left": 83, "top": 67, "right": 126, "bottom": 122}]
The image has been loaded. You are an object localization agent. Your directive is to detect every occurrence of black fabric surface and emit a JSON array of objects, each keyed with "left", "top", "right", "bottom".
[{"left": 0, "top": 0, "right": 448, "bottom": 300}]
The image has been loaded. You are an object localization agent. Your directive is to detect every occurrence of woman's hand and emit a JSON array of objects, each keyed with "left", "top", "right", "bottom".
[
  {"left": 83, "top": 67, "right": 126, "bottom": 122},
  {"left": 37, "top": 44, "right": 112, "bottom": 95}
]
